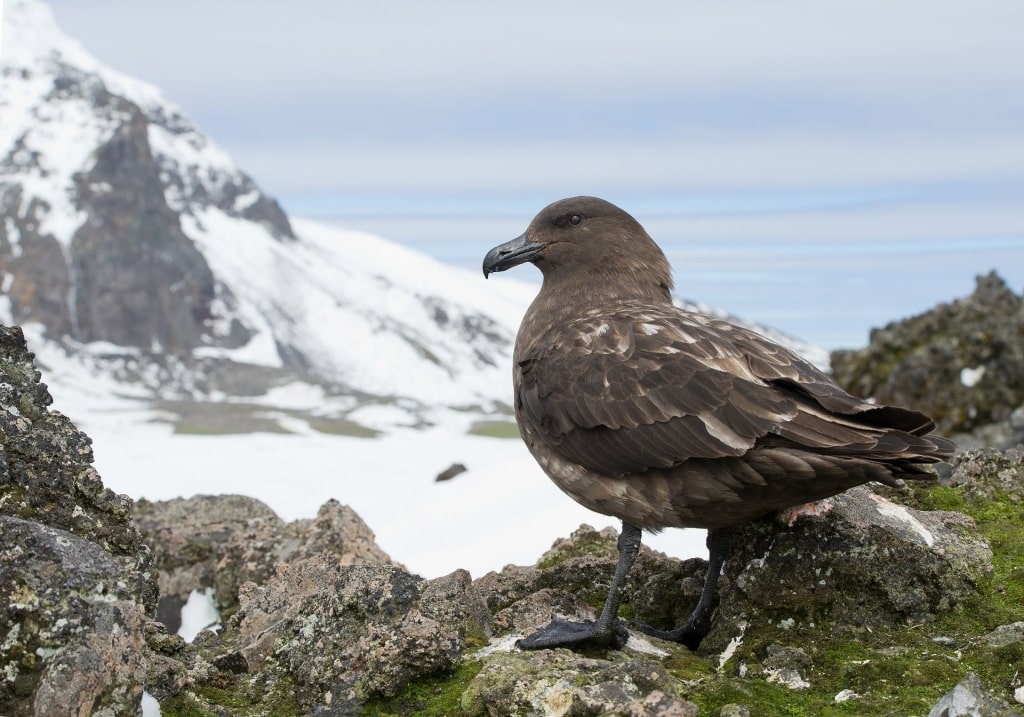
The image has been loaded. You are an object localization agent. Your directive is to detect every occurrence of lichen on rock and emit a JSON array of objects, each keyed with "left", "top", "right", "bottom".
[
  {"left": 831, "top": 271, "right": 1024, "bottom": 440},
  {"left": 0, "top": 325, "right": 158, "bottom": 716}
]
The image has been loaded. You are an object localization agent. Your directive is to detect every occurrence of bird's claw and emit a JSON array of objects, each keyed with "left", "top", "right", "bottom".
[{"left": 516, "top": 618, "right": 628, "bottom": 651}]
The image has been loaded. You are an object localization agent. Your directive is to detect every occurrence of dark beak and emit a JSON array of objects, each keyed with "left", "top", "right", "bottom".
[{"left": 482, "top": 233, "right": 547, "bottom": 278}]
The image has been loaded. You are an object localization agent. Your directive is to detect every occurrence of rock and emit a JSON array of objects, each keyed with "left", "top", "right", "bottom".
[
  {"left": 461, "top": 649, "right": 697, "bottom": 716},
  {"left": 436, "top": 462, "right": 468, "bottom": 481},
  {"left": 0, "top": 517, "right": 149, "bottom": 716},
  {"left": 134, "top": 494, "right": 282, "bottom": 631},
  {"left": 70, "top": 99, "right": 225, "bottom": 353},
  {"left": 203, "top": 560, "right": 493, "bottom": 715},
  {"left": 0, "top": 327, "right": 148, "bottom": 560},
  {"left": 831, "top": 271, "right": 1024, "bottom": 438},
  {"left": 287, "top": 498, "right": 395, "bottom": 568},
  {"left": 949, "top": 447, "right": 1024, "bottom": 504},
  {"left": 134, "top": 494, "right": 394, "bottom": 630},
  {"left": 762, "top": 645, "right": 812, "bottom": 690},
  {"left": 0, "top": 325, "right": 157, "bottom": 716},
  {"left": 982, "top": 622, "right": 1024, "bottom": 649},
  {"left": 702, "top": 485, "right": 993, "bottom": 653},
  {"left": 719, "top": 705, "right": 752, "bottom": 717},
  {"left": 927, "top": 673, "right": 1023, "bottom": 717}
]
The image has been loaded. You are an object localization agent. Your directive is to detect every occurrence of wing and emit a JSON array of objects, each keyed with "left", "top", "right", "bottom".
[{"left": 515, "top": 303, "right": 944, "bottom": 477}]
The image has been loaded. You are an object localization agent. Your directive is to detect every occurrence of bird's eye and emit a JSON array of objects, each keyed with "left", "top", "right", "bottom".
[{"left": 569, "top": 214, "right": 583, "bottom": 226}]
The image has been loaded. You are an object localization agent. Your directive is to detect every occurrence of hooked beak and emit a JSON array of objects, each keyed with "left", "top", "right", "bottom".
[{"left": 482, "top": 233, "right": 547, "bottom": 278}]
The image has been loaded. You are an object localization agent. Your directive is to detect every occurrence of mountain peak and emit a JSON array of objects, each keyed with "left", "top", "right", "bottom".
[{"left": 0, "top": 1, "right": 532, "bottom": 428}]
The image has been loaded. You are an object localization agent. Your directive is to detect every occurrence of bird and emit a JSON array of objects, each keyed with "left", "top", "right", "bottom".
[{"left": 482, "top": 196, "right": 956, "bottom": 651}]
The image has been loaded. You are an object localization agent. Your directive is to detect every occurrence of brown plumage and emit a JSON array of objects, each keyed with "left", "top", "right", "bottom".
[{"left": 483, "top": 196, "right": 955, "bottom": 650}]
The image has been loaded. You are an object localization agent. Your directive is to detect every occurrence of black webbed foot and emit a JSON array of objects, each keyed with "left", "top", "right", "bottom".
[
  {"left": 633, "top": 618, "right": 708, "bottom": 651},
  {"left": 516, "top": 618, "right": 628, "bottom": 651}
]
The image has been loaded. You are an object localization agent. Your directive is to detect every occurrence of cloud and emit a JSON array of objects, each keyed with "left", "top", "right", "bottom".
[
  {"left": 44, "top": 0, "right": 1024, "bottom": 102},
  {"left": 40, "top": 0, "right": 1024, "bottom": 200}
]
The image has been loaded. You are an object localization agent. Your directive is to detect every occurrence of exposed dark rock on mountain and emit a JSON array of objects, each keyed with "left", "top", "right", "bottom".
[{"left": 70, "top": 100, "right": 221, "bottom": 353}]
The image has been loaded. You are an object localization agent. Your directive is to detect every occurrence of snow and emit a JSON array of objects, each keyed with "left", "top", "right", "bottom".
[
  {"left": 141, "top": 692, "right": 161, "bottom": 717},
  {"left": 960, "top": 365, "right": 985, "bottom": 388},
  {"left": 0, "top": 0, "right": 178, "bottom": 245},
  {"left": 178, "top": 207, "right": 533, "bottom": 407},
  {"left": 177, "top": 588, "right": 220, "bottom": 643}
]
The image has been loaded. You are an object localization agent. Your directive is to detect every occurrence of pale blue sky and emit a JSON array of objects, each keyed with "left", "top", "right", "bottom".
[{"left": 34, "top": 1, "right": 1024, "bottom": 347}]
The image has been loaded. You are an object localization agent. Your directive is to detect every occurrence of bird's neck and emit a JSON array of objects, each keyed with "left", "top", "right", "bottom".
[{"left": 515, "top": 276, "right": 672, "bottom": 358}]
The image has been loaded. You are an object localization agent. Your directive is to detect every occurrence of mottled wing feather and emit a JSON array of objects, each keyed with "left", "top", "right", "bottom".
[
  {"left": 516, "top": 303, "right": 945, "bottom": 477},
  {"left": 517, "top": 306, "right": 792, "bottom": 474}
]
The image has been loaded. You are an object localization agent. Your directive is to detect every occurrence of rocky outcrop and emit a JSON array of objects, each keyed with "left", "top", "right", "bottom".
[
  {"left": 142, "top": 448, "right": 1024, "bottom": 716},
  {"left": 831, "top": 271, "right": 1024, "bottom": 440},
  {"left": 0, "top": 325, "right": 157, "bottom": 716},
  {"left": 3, "top": 318, "right": 1023, "bottom": 715}
]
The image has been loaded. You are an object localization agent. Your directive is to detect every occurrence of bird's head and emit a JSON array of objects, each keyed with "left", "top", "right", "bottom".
[{"left": 483, "top": 196, "right": 673, "bottom": 300}]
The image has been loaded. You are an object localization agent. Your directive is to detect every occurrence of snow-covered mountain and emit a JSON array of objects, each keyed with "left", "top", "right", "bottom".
[{"left": 0, "top": 0, "right": 540, "bottom": 432}]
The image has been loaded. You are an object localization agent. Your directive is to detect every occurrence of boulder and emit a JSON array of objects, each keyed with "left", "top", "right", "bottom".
[
  {"left": 171, "top": 561, "right": 493, "bottom": 715},
  {"left": 927, "top": 673, "right": 1022, "bottom": 717},
  {"left": 703, "top": 485, "right": 992, "bottom": 653}
]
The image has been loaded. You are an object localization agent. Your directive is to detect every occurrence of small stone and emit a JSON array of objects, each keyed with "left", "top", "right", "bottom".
[
  {"left": 435, "top": 462, "right": 467, "bottom": 481},
  {"left": 981, "top": 621, "right": 1024, "bottom": 648},
  {"left": 927, "top": 673, "right": 1021, "bottom": 717},
  {"left": 834, "top": 689, "right": 860, "bottom": 703},
  {"left": 720, "top": 705, "right": 751, "bottom": 717}
]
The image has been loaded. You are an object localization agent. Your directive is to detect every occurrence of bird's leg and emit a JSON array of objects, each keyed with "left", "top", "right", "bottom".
[
  {"left": 635, "top": 526, "right": 733, "bottom": 650},
  {"left": 517, "top": 522, "right": 642, "bottom": 650}
]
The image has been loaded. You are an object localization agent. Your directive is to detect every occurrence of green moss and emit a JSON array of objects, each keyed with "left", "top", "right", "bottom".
[
  {"left": 157, "top": 694, "right": 213, "bottom": 717},
  {"left": 535, "top": 526, "right": 620, "bottom": 570},
  {"left": 159, "top": 667, "right": 304, "bottom": 717},
  {"left": 306, "top": 416, "right": 381, "bottom": 438},
  {"left": 909, "top": 484, "right": 968, "bottom": 512},
  {"left": 676, "top": 633, "right": 963, "bottom": 716},
  {"left": 467, "top": 420, "right": 520, "bottom": 439},
  {"left": 361, "top": 661, "right": 483, "bottom": 716}
]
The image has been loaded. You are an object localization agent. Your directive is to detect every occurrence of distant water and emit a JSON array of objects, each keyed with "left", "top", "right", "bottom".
[{"left": 284, "top": 193, "right": 1024, "bottom": 353}]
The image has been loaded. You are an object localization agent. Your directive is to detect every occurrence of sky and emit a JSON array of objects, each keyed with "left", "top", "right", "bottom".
[{"left": 24, "top": 1, "right": 1024, "bottom": 348}]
